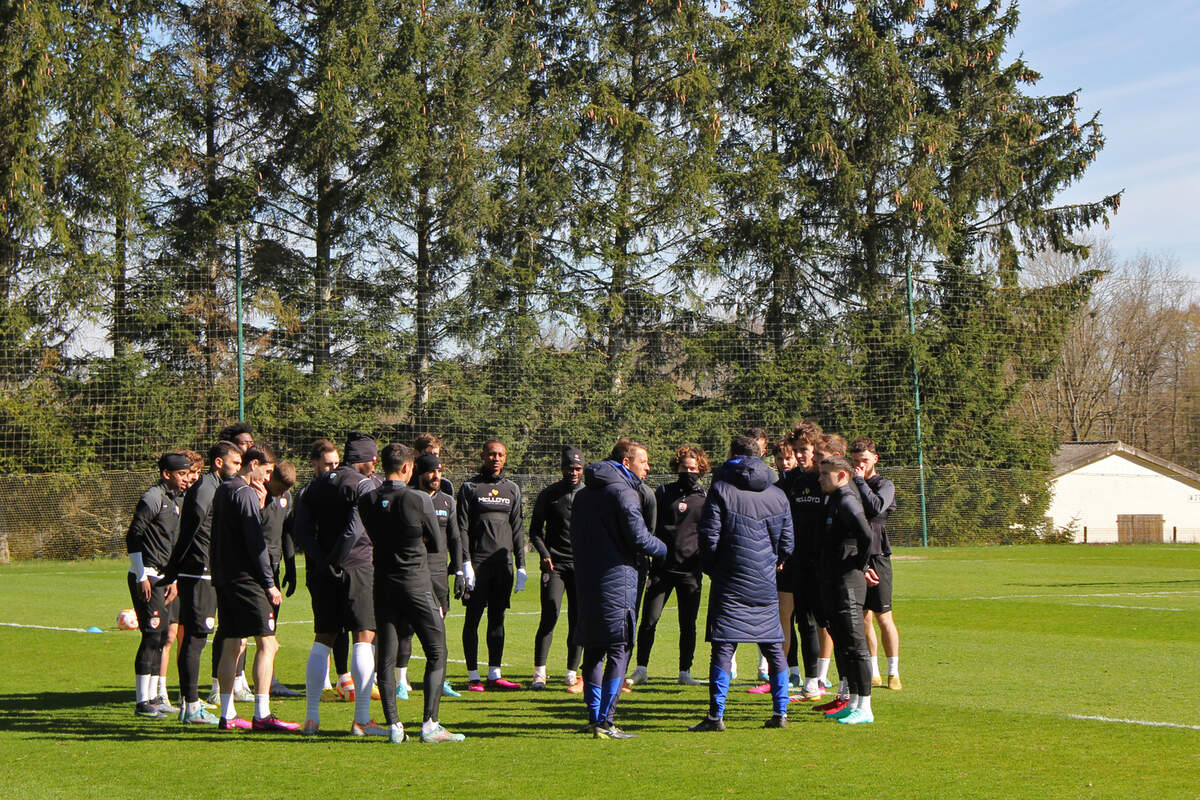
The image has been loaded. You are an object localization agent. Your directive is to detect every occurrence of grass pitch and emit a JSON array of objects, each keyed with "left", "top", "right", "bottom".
[{"left": 1, "top": 545, "right": 1199, "bottom": 799}]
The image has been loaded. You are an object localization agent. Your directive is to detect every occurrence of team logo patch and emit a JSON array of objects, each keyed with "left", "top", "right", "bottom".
[
  {"left": 268, "top": 614, "right": 275, "bottom": 632},
  {"left": 381, "top": 499, "right": 390, "bottom": 508},
  {"left": 489, "top": 489, "right": 499, "bottom": 497},
  {"left": 279, "top": 497, "right": 288, "bottom": 508},
  {"left": 678, "top": 502, "right": 688, "bottom": 513},
  {"left": 149, "top": 612, "right": 160, "bottom": 629},
  {"left": 204, "top": 616, "right": 216, "bottom": 631}
]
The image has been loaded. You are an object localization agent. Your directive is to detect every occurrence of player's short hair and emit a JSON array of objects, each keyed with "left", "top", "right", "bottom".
[
  {"left": 209, "top": 440, "right": 240, "bottom": 464},
  {"left": 730, "top": 435, "right": 761, "bottom": 457},
  {"left": 382, "top": 443, "right": 414, "bottom": 474},
  {"left": 820, "top": 455, "right": 853, "bottom": 475},
  {"left": 414, "top": 433, "right": 442, "bottom": 453},
  {"left": 218, "top": 421, "right": 253, "bottom": 442},
  {"left": 772, "top": 439, "right": 794, "bottom": 458},
  {"left": 610, "top": 438, "right": 647, "bottom": 462},
  {"left": 787, "top": 420, "right": 822, "bottom": 448},
  {"left": 273, "top": 460, "right": 297, "bottom": 488},
  {"left": 182, "top": 449, "right": 204, "bottom": 471},
  {"left": 744, "top": 427, "right": 768, "bottom": 441},
  {"left": 848, "top": 437, "right": 878, "bottom": 456},
  {"left": 244, "top": 443, "right": 275, "bottom": 466},
  {"left": 669, "top": 445, "right": 710, "bottom": 475},
  {"left": 481, "top": 438, "right": 506, "bottom": 453},
  {"left": 308, "top": 438, "right": 337, "bottom": 461},
  {"left": 819, "top": 433, "right": 847, "bottom": 458}
]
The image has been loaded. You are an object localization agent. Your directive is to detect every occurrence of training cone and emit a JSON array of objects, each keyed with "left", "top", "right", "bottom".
[{"left": 86, "top": 626, "right": 103, "bottom": 633}]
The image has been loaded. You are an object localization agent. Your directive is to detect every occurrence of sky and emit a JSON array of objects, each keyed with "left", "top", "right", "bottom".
[{"left": 1007, "top": 0, "right": 1200, "bottom": 280}]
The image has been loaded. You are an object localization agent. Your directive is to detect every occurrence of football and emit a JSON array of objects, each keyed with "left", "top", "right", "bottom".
[{"left": 116, "top": 608, "right": 138, "bottom": 630}]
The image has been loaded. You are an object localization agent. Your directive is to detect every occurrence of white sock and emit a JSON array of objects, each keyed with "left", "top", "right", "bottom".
[
  {"left": 487, "top": 665, "right": 502, "bottom": 681},
  {"left": 467, "top": 669, "right": 481, "bottom": 682},
  {"left": 154, "top": 676, "right": 166, "bottom": 698},
  {"left": 390, "top": 721, "right": 404, "bottom": 736},
  {"left": 804, "top": 677, "right": 818, "bottom": 693},
  {"left": 186, "top": 700, "right": 201, "bottom": 715},
  {"left": 421, "top": 718, "right": 437, "bottom": 734},
  {"left": 533, "top": 665, "right": 547, "bottom": 681},
  {"left": 816, "top": 658, "right": 830, "bottom": 682},
  {"left": 887, "top": 657, "right": 899, "bottom": 676},
  {"left": 305, "top": 643, "right": 331, "bottom": 723},
  {"left": 397, "top": 666, "right": 409, "bottom": 689},
  {"left": 351, "top": 642, "right": 375, "bottom": 725},
  {"left": 565, "top": 670, "right": 577, "bottom": 685},
  {"left": 211, "top": 678, "right": 220, "bottom": 695},
  {"left": 235, "top": 672, "right": 248, "bottom": 693},
  {"left": 838, "top": 677, "right": 849, "bottom": 699},
  {"left": 757, "top": 654, "right": 768, "bottom": 674},
  {"left": 859, "top": 694, "right": 873, "bottom": 714},
  {"left": 848, "top": 693, "right": 860, "bottom": 710},
  {"left": 254, "top": 693, "right": 270, "bottom": 720},
  {"left": 220, "top": 692, "right": 235, "bottom": 720},
  {"left": 870, "top": 658, "right": 881, "bottom": 679},
  {"left": 136, "top": 674, "right": 152, "bottom": 703}
]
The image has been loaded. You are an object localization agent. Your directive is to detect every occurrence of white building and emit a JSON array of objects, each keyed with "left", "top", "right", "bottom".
[{"left": 1048, "top": 441, "right": 1200, "bottom": 543}]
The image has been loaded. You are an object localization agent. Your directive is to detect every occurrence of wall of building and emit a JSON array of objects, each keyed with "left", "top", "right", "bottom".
[{"left": 1047, "top": 454, "right": 1200, "bottom": 543}]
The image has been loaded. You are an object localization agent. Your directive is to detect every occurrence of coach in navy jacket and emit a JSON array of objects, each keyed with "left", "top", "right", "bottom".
[
  {"left": 571, "top": 440, "right": 666, "bottom": 738},
  {"left": 692, "top": 437, "right": 794, "bottom": 730}
]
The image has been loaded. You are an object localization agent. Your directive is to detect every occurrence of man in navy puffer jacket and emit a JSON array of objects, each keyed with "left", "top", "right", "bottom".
[
  {"left": 570, "top": 439, "right": 667, "bottom": 739},
  {"left": 691, "top": 436, "right": 794, "bottom": 731}
]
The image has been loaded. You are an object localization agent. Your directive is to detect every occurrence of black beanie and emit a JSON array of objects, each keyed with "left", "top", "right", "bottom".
[
  {"left": 414, "top": 452, "right": 442, "bottom": 476},
  {"left": 344, "top": 432, "right": 378, "bottom": 464},
  {"left": 159, "top": 452, "right": 190, "bottom": 472},
  {"left": 561, "top": 446, "right": 584, "bottom": 468}
]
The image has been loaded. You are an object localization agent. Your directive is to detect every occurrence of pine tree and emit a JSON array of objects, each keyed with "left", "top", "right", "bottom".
[
  {"left": 151, "top": 0, "right": 278, "bottom": 434},
  {"left": 563, "top": 0, "right": 723, "bottom": 390},
  {"left": 254, "top": 0, "right": 381, "bottom": 373}
]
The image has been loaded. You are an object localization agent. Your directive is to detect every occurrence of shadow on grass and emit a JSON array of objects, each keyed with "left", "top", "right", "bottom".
[
  {"left": 1009, "top": 578, "right": 1200, "bottom": 588},
  {"left": 0, "top": 682, "right": 814, "bottom": 741}
]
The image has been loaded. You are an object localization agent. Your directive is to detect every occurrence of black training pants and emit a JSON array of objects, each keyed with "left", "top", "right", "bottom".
[
  {"left": 635, "top": 568, "right": 702, "bottom": 671},
  {"left": 375, "top": 583, "right": 447, "bottom": 725},
  {"left": 534, "top": 566, "right": 581, "bottom": 670},
  {"left": 821, "top": 567, "right": 871, "bottom": 697}
]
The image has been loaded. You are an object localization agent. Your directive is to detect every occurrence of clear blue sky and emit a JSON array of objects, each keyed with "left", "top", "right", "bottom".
[{"left": 1007, "top": 0, "right": 1200, "bottom": 279}]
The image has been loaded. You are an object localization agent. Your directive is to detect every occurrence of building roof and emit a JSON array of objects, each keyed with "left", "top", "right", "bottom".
[{"left": 1052, "top": 440, "right": 1200, "bottom": 486}]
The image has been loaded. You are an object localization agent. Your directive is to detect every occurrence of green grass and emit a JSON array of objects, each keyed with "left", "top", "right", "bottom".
[{"left": 2, "top": 545, "right": 1200, "bottom": 799}]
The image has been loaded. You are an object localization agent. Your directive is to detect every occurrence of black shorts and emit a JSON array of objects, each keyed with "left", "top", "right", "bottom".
[
  {"left": 216, "top": 578, "right": 277, "bottom": 639},
  {"left": 426, "top": 554, "right": 450, "bottom": 611},
  {"left": 791, "top": 561, "right": 827, "bottom": 628},
  {"left": 127, "top": 573, "right": 169, "bottom": 635},
  {"left": 864, "top": 555, "right": 893, "bottom": 613},
  {"left": 464, "top": 561, "right": 512, "bottom": 610},
  {"left": 309, "top": 564, "right": 375, "bottom": 634},
  {"left": 177, "top": 577, "right": 218, "bottom": 636},
  {"left": 776, "top": 558, "right": 798, "bottom": 593}
]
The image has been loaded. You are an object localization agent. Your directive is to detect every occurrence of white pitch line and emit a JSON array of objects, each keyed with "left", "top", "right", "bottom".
[
  {"left": 1067, "top": 714, "right": 1200, "bottom": 731},
  {"left": 0, "top": 621, "right": 90, "bottom": 633},
  {"left": 1066, "top": 603, "right": 1187, "bottom": 612},
  {"left": 945, "top": 590, "right": 1200, "bottom": 602}
]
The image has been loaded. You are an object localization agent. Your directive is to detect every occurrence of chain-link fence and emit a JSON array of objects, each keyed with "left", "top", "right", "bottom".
[{"left": 0, "top": 464, "right": 1110, "bottom": 562}]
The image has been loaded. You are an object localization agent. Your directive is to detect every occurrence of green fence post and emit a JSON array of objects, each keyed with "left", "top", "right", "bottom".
[
  {"left": 906, "top": 261, "right": 929, "bottom": 547},
  {"left": 236, "top": 230, "right": 245, "bottom": 422}
]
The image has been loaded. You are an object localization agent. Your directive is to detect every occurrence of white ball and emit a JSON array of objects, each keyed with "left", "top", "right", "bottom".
[{"left": 117, "top": 609, "right": 139, "bottom": 630}]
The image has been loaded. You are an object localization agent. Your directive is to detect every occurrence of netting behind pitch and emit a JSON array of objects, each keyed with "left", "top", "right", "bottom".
[{"left": 1, "top": 253, "right": 1198, "bottom": 560}]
